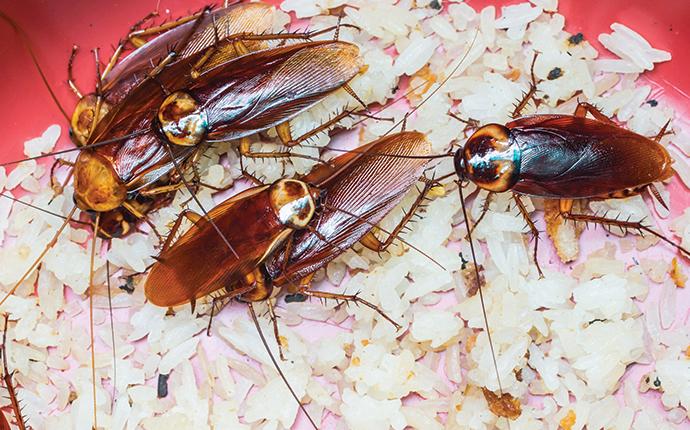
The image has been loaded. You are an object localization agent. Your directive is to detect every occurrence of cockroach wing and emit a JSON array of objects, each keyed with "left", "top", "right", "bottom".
[
  {"left": 0, "top": 410, "right": 9, "bottom": 430},
  {"left": 102, "top": 3, "right": 275, "bottom": 104},
  {"left": 266, "top": 131, "right": 432, "bottom": 284},
  {"left": 145, "top": 185, "right": 291, "bottom": 307},
  {"left": 509, "top": 115, "right": 675, "bottom": 198},
  {"left": 201, "top": 41, "right": 362, "bottom": 142}
]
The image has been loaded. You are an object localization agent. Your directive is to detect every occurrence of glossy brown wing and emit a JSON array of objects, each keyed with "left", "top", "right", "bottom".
[
  {"left": 265, "top": 131, "right": 431, "bottom": 285},
  {"left": 508, "top": 115, "right": 675, "bottom": 198},
  {"left": 145, "top": 185, "right": 291, "bottom": 307},
  {"left": 202, "top": 41, "right": 362, "bottom": 141},
  {"left": 102, "top": 3, "right": 275, "bottom": 104}
]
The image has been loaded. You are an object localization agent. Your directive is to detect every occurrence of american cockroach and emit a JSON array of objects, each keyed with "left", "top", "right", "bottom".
[
  {"left": 67, "top": 2, "right": 278, "bottom": 147},
  {"left": 143, "top": 131, "right": 434, "bottom": 428}
]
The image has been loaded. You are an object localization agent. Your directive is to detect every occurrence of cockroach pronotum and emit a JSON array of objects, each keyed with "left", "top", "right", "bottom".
[
  {"left": 143, "top": 131, "right": 435, "bottom": 428},
  {"left": 0, "top": 9, "right": 365, "bottom": 429}
]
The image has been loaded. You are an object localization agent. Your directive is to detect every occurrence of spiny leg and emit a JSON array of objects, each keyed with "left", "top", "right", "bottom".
[
  {"left": 511, "top": 52, "right": 539, "bottom": 118},
  {"left": 49, "top": 159, "right": 75, "bottom": 197},
  {"left": 359, "top": 180, "right": 435, "bottom": 253},
  {"left": 266, "top": 300, "right": 286, "bottom": 361},
  {"left": 652, "top": 119, "right": 672, "bottom": 143},
  {"left": 559, "top": 199, "right": 690, "bottom": 258},
  {"left": 299, "top": 289, "right": 401, "bottom": 331},
  {"left": 121, "top": 201, "right": 164, "bottom": 243},
  {"left": 1, "top": 315, "right": 27, "bottom": 430},
  {"left": 160, "top": 209, "right": 202, "bottom": 252},
  {"left": 573, "top": 101, "right": 615, "bottom": 124},
  {"left": 467, "top": 192, "right": 494, "bottom": 238},
  {"left": 205, "top": 283, "right": 256, "bottom": 336},
  {"left": 67, "top": 45, "right": 83, "bottom": 98},
  {"left": 513, "top": 194, "right": 544, "bottom": 278}
]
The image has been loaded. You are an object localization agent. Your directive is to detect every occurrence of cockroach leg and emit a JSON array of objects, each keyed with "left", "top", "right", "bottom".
[
  {"left": 359, "top": 180, "right": 435, "bottom": 253},
  {"left": 448, "top": 111, "right": 480, "bottom": 131},
  {"left": 511, "top": 52, "right": 539, "bottom": 118},
  {"left": 266, "top": 301, "right": 287, "bottom": 361},
  {"left": 647, "top": 183, "right": 670, "bottom": 211},
  {"left": 467, "top": 191, "right": 494, "bottom": 238},
  {"left": 1, "top": 315, "right": 27, "bottom": 430},
  {"left": 49, "top": 158, "right": 75, "bottom": 197},
  {"left": 128, "top": 10, "right": 202, "bottom": 40},
  {"left": 205, "top": 284, "right": 256, "bottom": 336},
  {"left": 652, "top": 119, "right": 672, "bottom": 142},
  {"left": 573, "top": 101, "right": 615, "bottom": 124},
  {"left": 161, "top": 209, "right": 202, "bottom": 252},
  {"left": 67, "top": 44, "right": 83, "bottom": 99},
  {"left": 300, "top": 289, "right": 402, "bottom": 331},
  {"left": 513, "top": 194, "right": 544, "bottom": 278},
  {"left": 559, "top": 200, "right": 690, "bottom": 258}
]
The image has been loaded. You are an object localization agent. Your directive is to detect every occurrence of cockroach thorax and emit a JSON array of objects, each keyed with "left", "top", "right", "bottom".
[
  {"left": 462, "top": 124, "right": 521, "bottom": 192},
  {"left": 269, "top": 179, "right": 320, "bottom": 229}
]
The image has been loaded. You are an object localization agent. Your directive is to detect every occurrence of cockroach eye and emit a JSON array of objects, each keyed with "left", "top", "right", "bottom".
[
  {"left": 158, "top": 91, "right": 208, "bottom": 147},
  {"left": 269, "top": 179, "right": 319, "bottom": 229},
  {"left": 462, "top": 124, "right": 521, "bottom": 192}
]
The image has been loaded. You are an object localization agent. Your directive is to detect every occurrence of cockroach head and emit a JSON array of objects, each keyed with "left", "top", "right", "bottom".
[
  {"left": 461, "top": 124, "right": 521, "bottom": 192},
  {"left": 269, "top": 179, "right": 320, "bottom": 229},
  {"left": 70, "top": 94, "right": 112, "bottom": 146}
]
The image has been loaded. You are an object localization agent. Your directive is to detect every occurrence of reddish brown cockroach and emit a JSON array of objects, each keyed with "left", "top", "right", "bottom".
[
  {"left": 143, "top": 131, "right": 434, "bottom": 428},
  {"left": 67, "top": 2, "right": 278, "bottom": 146}
]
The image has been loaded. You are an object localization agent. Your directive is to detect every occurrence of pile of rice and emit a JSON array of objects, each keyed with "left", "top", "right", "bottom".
[{"left": 0, "top": 1, "right": 688, "bottom": 428}]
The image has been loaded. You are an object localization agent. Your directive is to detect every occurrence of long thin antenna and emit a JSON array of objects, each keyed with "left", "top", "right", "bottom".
[
  {"left": 457, "top": 182, "right": 504, "bottom": 394},
  {"left": 0, "top": 206, "right": 77, "bottom": 308},
  {"left": 161, "top": 142, "right": 239, "bottom": 259},
  {"left": 321, "top": 202, "right": 446, "bottom": 272},
  {"left": 248, "top": 303, "right": 318, "bottom": 429},
  {"left": 0, "top": 193, "right": 91, "bottom": 226},
  {"left": 88, "top": 213, "right": 101, "bottom": 430},
  {"left": 0, "top": 11, "right": 70, "bottom": 121},
  {"left": 105, "top": 260, "right": 117, "bottom": 413},
  {"left": 0, "top": 130, "right": 148, "bottom": 168}
]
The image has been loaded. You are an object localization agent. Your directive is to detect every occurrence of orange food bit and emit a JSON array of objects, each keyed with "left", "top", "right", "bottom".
[
  {"left": 481, "top": 388, "right": 521, "bottom": 420},
  {"left": 669, "top": 258, "right": 686, "bottom": 288},
  {"left": 351, "top": 356, "right": 360, "bottom": 366},
  {"left": 559, "top": 410, "right": 576, "bottom": 430},
  {"left": 455, "top": 403, "right": 462, "bottom": 412},
  {"left": 466, "top": 333, "right": 478, "bottom": 353},
  {"left": 685, "top": 345, "right": 690, "bottom": 359},
  {"left": 361, "top": 339, "right": 370, "bottom": 346}
]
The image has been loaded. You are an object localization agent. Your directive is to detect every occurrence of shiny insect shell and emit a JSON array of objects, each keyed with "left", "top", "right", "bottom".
[
  {"left": 144, "top": 131, "right": 431, "bottom": 313},
  {"left": 454, "top": 101, "right": 686, "bottom": 276}
]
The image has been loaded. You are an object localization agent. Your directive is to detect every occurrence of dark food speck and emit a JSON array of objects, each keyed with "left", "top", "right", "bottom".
[
  {"left": 568, "top": 33, "right": 584, "bottom": 45},
  {"left": 547, "top": 67, "right": 563, "bottom": 80}
]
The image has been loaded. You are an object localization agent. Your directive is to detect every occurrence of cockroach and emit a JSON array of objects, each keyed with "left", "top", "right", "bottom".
[
  {"left": 324, "top": 50, "right": 690, "bottom": 421},
  {"left": 0, "top": 10, "right": 364, "bottom": 429},
  {"left": 143, "top": 131, "right": 435, "bottom": 428},
  {"left": 67, "top": 2, "right": 278, "bottom": 146}
]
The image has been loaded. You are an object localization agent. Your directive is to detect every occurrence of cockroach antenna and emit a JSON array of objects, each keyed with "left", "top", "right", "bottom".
[{"left": 248, "top": 303, "right": 320, "bottom": 429}]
